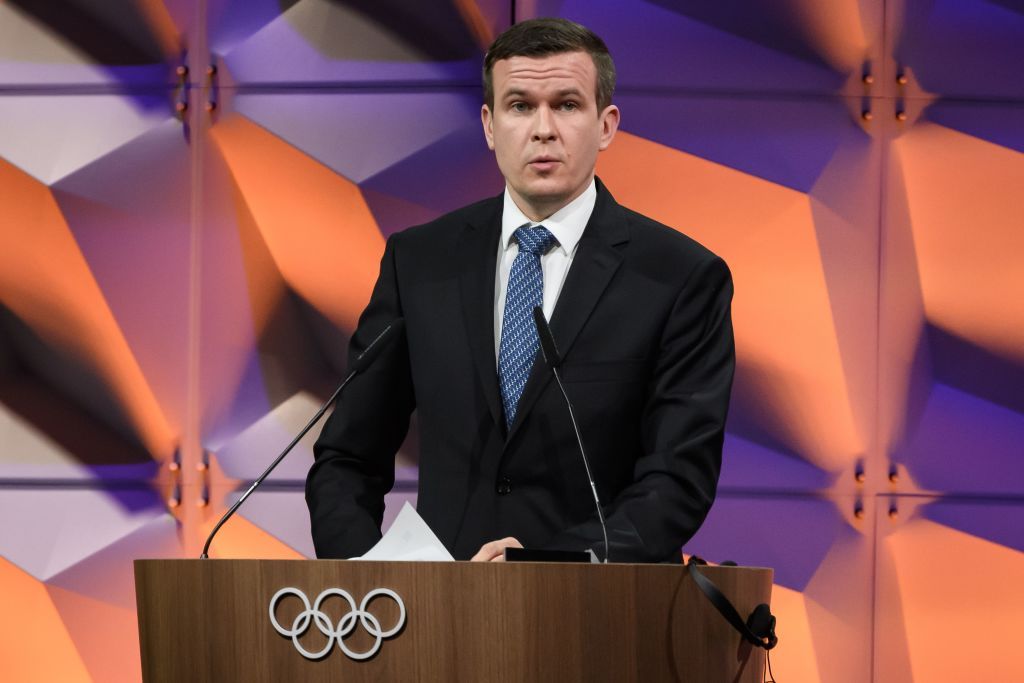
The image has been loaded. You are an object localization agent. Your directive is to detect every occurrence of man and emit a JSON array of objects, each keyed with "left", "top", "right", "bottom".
[{"left": 306, "top": 18, "right": 734, "bottom": 563}]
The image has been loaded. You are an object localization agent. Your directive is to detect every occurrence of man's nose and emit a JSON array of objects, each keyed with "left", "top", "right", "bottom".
[{"left": 531, "top": 105, "right": 557, "bottom": 141}]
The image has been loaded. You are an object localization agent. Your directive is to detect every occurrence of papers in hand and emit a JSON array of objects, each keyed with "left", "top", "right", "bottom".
[{"left": 356, "top": 502, "right": 454, "bottom": 561}]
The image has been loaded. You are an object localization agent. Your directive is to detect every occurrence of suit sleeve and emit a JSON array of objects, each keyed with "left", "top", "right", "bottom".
[
  {"left": 544, "top": 254, "right": 735, "bottom": 562},
  {"left": 305, "top": 233, "right": 415, "bottom": 558}
]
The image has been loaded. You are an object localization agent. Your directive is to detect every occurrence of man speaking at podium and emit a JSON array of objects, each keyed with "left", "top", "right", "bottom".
[{"left": 306, "top": 18, "right": 735, "bottom": 563}]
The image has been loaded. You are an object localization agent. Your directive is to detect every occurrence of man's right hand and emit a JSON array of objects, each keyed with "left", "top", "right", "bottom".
[{"left": 470, "top": 537, "right": 524, "bottom": 562}]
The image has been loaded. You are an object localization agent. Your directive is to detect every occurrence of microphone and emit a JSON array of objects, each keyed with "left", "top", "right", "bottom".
[
  {"left": 199, "top": 319, "right": 405, "bottom": 559},
  {"left": 532, "top": 307, "right": 610, "bottom": 563}
]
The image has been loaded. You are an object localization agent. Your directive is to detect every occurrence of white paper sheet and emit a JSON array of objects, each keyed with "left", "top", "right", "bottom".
[{"left": 355, "top": 501, "right": 455, "bottom": 561}]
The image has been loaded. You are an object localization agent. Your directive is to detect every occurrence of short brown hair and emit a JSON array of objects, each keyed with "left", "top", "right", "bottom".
[{"left": 483, "top": 18, "right": 616, "bottom": 112}]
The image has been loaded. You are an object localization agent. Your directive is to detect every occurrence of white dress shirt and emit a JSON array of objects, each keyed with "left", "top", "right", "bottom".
[{"left": 494, "top": 179, "right": 597, "bottom": 360}]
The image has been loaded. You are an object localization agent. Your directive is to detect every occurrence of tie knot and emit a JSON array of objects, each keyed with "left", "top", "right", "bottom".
[{"left": 513, "top": 225, "right": 558, "bottom": 255}]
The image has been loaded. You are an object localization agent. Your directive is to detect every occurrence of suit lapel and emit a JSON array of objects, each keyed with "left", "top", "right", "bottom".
[
  {"left": 505, "top": 180, "right": 629, "bottom": 443},
  {"left": 458, "top": 198, "right": 504, "bottom": 431}
]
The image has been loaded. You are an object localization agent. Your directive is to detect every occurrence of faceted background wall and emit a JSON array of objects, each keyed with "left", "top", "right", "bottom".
[{"left": 1, "top": 1, "right": 1021, "bottom": 681}]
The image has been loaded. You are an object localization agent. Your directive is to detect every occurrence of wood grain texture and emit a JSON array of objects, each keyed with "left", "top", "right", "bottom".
[{"left": 135, "top": 560, "right": 772, "bottom": 682}]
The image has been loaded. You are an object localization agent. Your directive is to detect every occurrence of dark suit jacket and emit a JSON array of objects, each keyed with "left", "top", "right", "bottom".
[{"left": 306, "top": 178, "right": 734, "bottom": 562}]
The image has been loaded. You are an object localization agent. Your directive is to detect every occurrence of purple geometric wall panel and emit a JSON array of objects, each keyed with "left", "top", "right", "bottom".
[{"left": 895, "top": 0, "right": 1024, "bottom": 98}]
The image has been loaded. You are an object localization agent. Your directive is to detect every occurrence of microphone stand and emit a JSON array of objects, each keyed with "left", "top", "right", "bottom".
[
  {"left": 199, "top": 321, "right": 402, "bottom": 559},
  {"left": 532, "top": 307, "right": 610, "bottom": 564}
]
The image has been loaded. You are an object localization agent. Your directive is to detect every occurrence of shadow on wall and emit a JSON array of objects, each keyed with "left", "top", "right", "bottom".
[
  {"left": 0, "top": 304, "right": 157, "bottom": 479},
  {"left": 9, "top": 0, "right": 170, "bottom": 65},
  {"left": 280, "top": 0, "right": 483, "bottom": 62}
]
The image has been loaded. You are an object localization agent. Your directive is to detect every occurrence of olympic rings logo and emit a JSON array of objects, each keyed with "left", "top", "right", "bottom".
[{"left": 268, "top": 587, "right": 406, "bottom": 661}]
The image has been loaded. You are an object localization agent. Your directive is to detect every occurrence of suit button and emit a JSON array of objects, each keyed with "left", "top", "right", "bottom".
[{"left": 496, "top": 477, "right": 512, "bottom": 495}]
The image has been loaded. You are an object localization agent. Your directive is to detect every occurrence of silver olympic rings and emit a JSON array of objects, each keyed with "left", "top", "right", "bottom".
[{"left": 268, "top": 587, "right": 406, "bottom": 660}]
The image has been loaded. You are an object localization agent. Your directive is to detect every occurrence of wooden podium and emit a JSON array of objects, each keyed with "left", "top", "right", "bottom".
[{"left": 135, "top": 559, "right": 772, "bottom": 682}]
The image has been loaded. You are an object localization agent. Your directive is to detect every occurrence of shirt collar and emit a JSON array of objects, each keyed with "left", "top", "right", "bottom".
[{"left": 500, "top": 178, "right": 597, "bottom": 256}]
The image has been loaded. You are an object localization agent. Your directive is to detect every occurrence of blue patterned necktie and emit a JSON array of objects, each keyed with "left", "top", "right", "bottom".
[{"left": 498, "top": 225, "right": 559, "bottom": 429}]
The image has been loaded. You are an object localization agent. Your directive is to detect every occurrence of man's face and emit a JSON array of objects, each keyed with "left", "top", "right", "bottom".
[{"left": 481, "top": 51, "right": 620, "bottom": 221}]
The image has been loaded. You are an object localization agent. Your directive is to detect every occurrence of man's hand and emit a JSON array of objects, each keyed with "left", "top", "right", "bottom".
[{"left": 471, "top": 537, "right": 523, "bottom": 562}]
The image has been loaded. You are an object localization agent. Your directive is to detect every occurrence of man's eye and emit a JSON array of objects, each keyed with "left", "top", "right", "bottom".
[
  {"left": 560, "top": 102, "right": 579, "bottom": 111},
  {"left": 510, "top": 102, "right": 529, "bottom": 112}
]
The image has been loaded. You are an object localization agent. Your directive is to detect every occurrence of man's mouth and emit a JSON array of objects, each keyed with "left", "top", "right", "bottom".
[{"left": 528, "top": 157, "right": 560, "bottom": 171}]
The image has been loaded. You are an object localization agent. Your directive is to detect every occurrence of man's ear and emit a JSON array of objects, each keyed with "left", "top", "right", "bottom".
[
  {"left": 597, "top": 104, "right": 620, "bottom": 151},
  {"left": 481, "top": 104, "right": 496, "bottom": 150}
]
